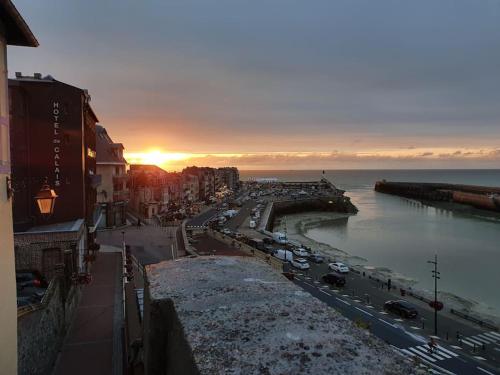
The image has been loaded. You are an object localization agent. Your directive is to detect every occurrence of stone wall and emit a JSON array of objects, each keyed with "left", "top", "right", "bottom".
[
  {"left": 267, "top": 196, "right": 358, "bottom": 232},
  {"left": 18, "top": 278, "right": 81, "bottom": 375}
]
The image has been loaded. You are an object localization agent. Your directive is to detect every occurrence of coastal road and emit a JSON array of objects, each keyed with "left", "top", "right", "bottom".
[
  {"left": 291, "top": 271, "right": 500, "bottom": 375},
  {"left": 288, "top": 260, "right": 500, "bottom": 367},
  {"left": 225, "top": 201, "right": 257, "bottom": 231},
  {"left": 186, "top": 208, "right": 219, "bottom": 228}
]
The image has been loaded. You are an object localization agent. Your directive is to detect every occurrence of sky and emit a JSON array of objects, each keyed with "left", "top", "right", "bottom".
[{"left": 9, "top": 0, "right": 500, "bottom": 170}]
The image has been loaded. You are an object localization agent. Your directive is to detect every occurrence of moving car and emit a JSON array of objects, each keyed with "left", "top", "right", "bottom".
[
  {"left": 329, "top": 262, "right": 349, "bottom": 273},
  {"left": 291, "top": 258, "right": 310, "bottom": 270},
  {"left": 308, "top": 254, "right": 325, "bottom": 263},
  {"left": 384, "top": 300, "right": 418, "bottom": 319},
  {"left": 322, "top": 273, "right": 346, "bottom": 286},
  {"left": 292, "top": 248, "right": 309, "bottom": 257}
]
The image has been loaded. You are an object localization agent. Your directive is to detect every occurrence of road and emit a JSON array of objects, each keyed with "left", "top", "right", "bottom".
[
  {"left": 289, "top": 269, "right": 500, "bottom": 375},
  {"left": 225, "top": 201, "right": 257, "bottom": 231},
  {"left": 97, "top": 225, "right": 180, "bottom": 265},
  {"left": 186, "top": 208, "right": 219, "bottom": 228}
]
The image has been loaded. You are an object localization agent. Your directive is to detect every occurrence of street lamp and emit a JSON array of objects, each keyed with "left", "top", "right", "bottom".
[
  {"left": 34, "top": 182, "right": 58, "bottom": 215},
  {"left": 427, "top": 254, "right": 441, "bottom": 336}
]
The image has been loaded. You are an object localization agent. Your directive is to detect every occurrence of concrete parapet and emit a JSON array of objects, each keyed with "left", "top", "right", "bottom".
[{"left": 143, "top": 256, "right": 414, "bottom": 375}]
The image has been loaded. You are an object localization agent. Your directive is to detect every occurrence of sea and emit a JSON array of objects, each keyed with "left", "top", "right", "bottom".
[{"left": 240, "top": 169, "right": 500, "bottom": 320}]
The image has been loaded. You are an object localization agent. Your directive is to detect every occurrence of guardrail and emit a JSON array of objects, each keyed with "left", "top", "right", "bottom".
[
  {"left": 350, "top": 264, "right": 500, "bottom": 332},
  {"left": 208, "top": 230, "right": 283, "bottom": 273},
  {"left": 450, "top": 309, "right": 499, "bottom": 332}
]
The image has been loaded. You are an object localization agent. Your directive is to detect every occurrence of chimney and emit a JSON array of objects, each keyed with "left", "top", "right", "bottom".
[
  {"left": 33, "top": 73, "right": 42, "bottom": 79},
  {"left": 15, "top": 72, "right": 22, "bottom": 78}
]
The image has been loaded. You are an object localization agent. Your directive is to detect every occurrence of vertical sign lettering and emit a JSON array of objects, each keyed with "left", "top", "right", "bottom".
[{"left": 53, "top": 102, "right": 61, "bottom": 187}]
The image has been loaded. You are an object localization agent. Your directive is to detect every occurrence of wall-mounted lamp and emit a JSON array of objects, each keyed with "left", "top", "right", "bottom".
[
  {"left": 34, "top": 183, "right": 58, "bottom": 215},
  {"left": 6, "top": 176, "right": 13, "bottom": 199}
]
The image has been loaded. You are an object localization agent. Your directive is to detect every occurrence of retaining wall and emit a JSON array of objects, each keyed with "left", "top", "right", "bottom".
[{"left": 18, "top": 279, "right": 81, "bottom": 375}]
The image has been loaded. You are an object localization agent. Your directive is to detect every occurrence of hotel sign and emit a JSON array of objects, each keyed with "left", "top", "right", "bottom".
[{"left": 52, "top": 101, "right": 61, "bottom": 187}]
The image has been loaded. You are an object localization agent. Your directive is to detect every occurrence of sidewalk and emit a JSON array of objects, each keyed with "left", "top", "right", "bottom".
[{"left": 53, "top": 250, "right": 123, "bottom": 375}]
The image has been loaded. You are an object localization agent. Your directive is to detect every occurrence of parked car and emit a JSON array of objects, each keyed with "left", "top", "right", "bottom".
[
  {"left": 308, "top": 254, "right": 325, "bottom": 263},
  {"left": 262, "top": 237, "right": 274, "bottom": 245},
  {"left": 16, "top": 270, "right": 48, "bottom": 290},
  {"left": 384, "top": 300, "right": 418, "bottom": 319},
  {"left": 291, "top": 258, "right": 310, "bottom": 270},
  {"left": 272, "top": 232, "right": 288, "bottom": 244},
  {"left": 292, "top": 248, "right": 309, "bottom": 257},
  {"left": 273, "top": 249, "right": 293, "bottom": 262},
  {"left": 221, "top": 228, "right": 232, "bottom": 235},
  {"left": 329, "top": 262, "right": 349, "bottom": 274},
  {"left": 322, "top": 273, "right": 346, "bottom": 287},
  {"left": 264, "top": 245, "right": 275, "bottom": 254},
  {"left": 249, "top": 220, "right": 256, "bottom": 229}
]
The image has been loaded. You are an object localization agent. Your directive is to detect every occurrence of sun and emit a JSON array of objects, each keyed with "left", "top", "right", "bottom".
[{"left": 125, "top": 150, "right": 190, "bottom": 169}]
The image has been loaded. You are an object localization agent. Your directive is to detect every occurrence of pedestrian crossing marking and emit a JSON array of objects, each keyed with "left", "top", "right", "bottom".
[
  {"left": 394, "top": 318, "right": 404, "bottom": 322},
  {"left": 450, "top": 345, "right": 462, "bottom": 350},
  {"left": 473, "top": 356, "right": 487, "bottom": 361},
  {"left": 411, "top": 326, "right": 421, "bottom": 330},
  {"left": 400, "top": 345, "right": 458, "bottom": 363}
]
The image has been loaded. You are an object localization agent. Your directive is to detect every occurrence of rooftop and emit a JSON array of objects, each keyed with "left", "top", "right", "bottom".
[{"left": 146, "top": 256, "right": 413, "bottom": 374}]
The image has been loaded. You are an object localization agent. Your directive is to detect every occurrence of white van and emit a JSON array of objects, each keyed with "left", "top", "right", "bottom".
[
  {"left": 273, "top": 249, "right": 293, "bottom": 262},
  {"left": 272, "top": 232, "right": 288, "bottom": 244},
  {"left": 249, "top": 220, "right": 256, "bottom": 229}
]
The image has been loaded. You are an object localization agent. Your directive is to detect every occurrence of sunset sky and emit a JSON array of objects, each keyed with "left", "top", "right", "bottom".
[{"left": 9, "top": 0, "right": 500, "bottom": 170}]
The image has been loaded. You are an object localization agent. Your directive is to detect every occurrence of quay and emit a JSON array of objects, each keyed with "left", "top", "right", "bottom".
[{"left": 375, "top": 180, "right": 500, "bottom": 212}]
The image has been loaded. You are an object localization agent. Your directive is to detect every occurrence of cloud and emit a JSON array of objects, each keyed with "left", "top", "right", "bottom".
[{"left": 126, "top": 148, "right": 500, "bottom": 171}]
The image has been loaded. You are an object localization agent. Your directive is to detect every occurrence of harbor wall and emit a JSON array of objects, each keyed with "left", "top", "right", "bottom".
[
  {"left": 375, "top": 181, "right": 500, "bottom": 212},
  {"left": 266, "top": 196, "right": 357, "bottom": 232}
]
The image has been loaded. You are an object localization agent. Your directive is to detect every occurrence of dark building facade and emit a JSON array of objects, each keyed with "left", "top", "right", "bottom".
[{"left": 9, "top": 74, "right": 99, "bottom": 232}]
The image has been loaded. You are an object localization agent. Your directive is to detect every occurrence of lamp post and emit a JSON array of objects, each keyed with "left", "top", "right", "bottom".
[
  {"left": 427, "top": 254, "right": 440, "bottom": 336},
  {"left": 34, "top": 182, "right": 58, "bottom": 216}
]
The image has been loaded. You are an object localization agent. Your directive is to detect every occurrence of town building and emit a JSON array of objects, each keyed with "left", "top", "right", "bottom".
[
  {"left": 217, "top": 166, "right": 240, "bottom": 192},
  {"left": 0, "top": 2, "right": 38, "bottom": 373},
  {"left": 129, "top": 164, "right": 171, "bottom": 219},
  {"left": 182, "top": 166, "right": 215, "bottom": 202},
  {"left": 96, "top": 125, "right": 128, "bottom": 228},
  {"left": 9, "top": 74, "right": 100, "bottom": 277}
]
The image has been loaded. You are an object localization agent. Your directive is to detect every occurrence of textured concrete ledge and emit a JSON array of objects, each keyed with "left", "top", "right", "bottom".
[{"left": 144, "top": 256, "right": 414, "bottom": 375}]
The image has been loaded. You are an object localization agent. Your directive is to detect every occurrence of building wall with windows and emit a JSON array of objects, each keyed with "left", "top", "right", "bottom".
[{"left": 9, "top": 75, "right": 99, "bottom": 232}]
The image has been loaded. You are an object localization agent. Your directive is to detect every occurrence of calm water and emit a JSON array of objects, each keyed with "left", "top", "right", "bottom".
[{"left": 240, "top": 170, "right": 500, "bottom": 314}]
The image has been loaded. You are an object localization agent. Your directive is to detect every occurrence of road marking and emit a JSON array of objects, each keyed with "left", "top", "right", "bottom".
[
  {"left": 353, "top": 299, "right": 362, "bottom": 303},
  {"left": 435, "top": 346, "right": 459, "bottom": 358},
  {"left": 450, "top": 345, "right": 462, "bottom": 350},
  {"left": 486, "top": 331, "right": 500, "bottom": 339},
  {"left": 379, "top": 311, "right": 388, "bottom": 315},
  {"left": 366, "top": 305, "right": 374, "bottom": 309},
  {"left": 354, "top": 306, "right": 373, "bottom": 317},
  {"left": 303, "top": 282, "right": 314, "bottom": 287},
  {"left": 335, "top": 297, "right": 351, "bottom": 306},
  {"left": 477, "top": 367, "right": 495, "bottom": 375},
  {"left": 463, "top": 337, "right": 485, "bottom": 346},
  {"left": 319, "top": 290, "right": 331, "bottom": 296},
  {"left": 483, "top": 332, "right": 500, "bottom": 341},
  {"left": 406, "top": 347, "right": 436, "bottom": 362},
  {"left": 473, "top": 356, "right": 487, "bottom": 361},
  {"left": 473, "top": 336, "right": 495, "bottom": 344},
  {"left": 394, "top": 318, "right": 404, "bottom": 322},
  {"left": 330, "top": 289, "right": 339, "bottom": 293},
  {"left": 410, "top": 326, "right": 421, "bottom": 330},
  {"left": 341, "top": 294, "right": 350, "bottom": 297},
  {"left": 378, "top": 318, "right": 398, "bottom": 329},
  {"left": 460, "top": 338, "right": 476, "bottom": 347}
]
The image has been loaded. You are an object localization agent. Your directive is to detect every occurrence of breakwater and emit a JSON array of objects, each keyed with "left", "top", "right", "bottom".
[
  {"left": 265, "top": 195, "right": 358, "bottom": 232},
  {"left": 375, "top": 181, "right": 500, "bottom": 212}
]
